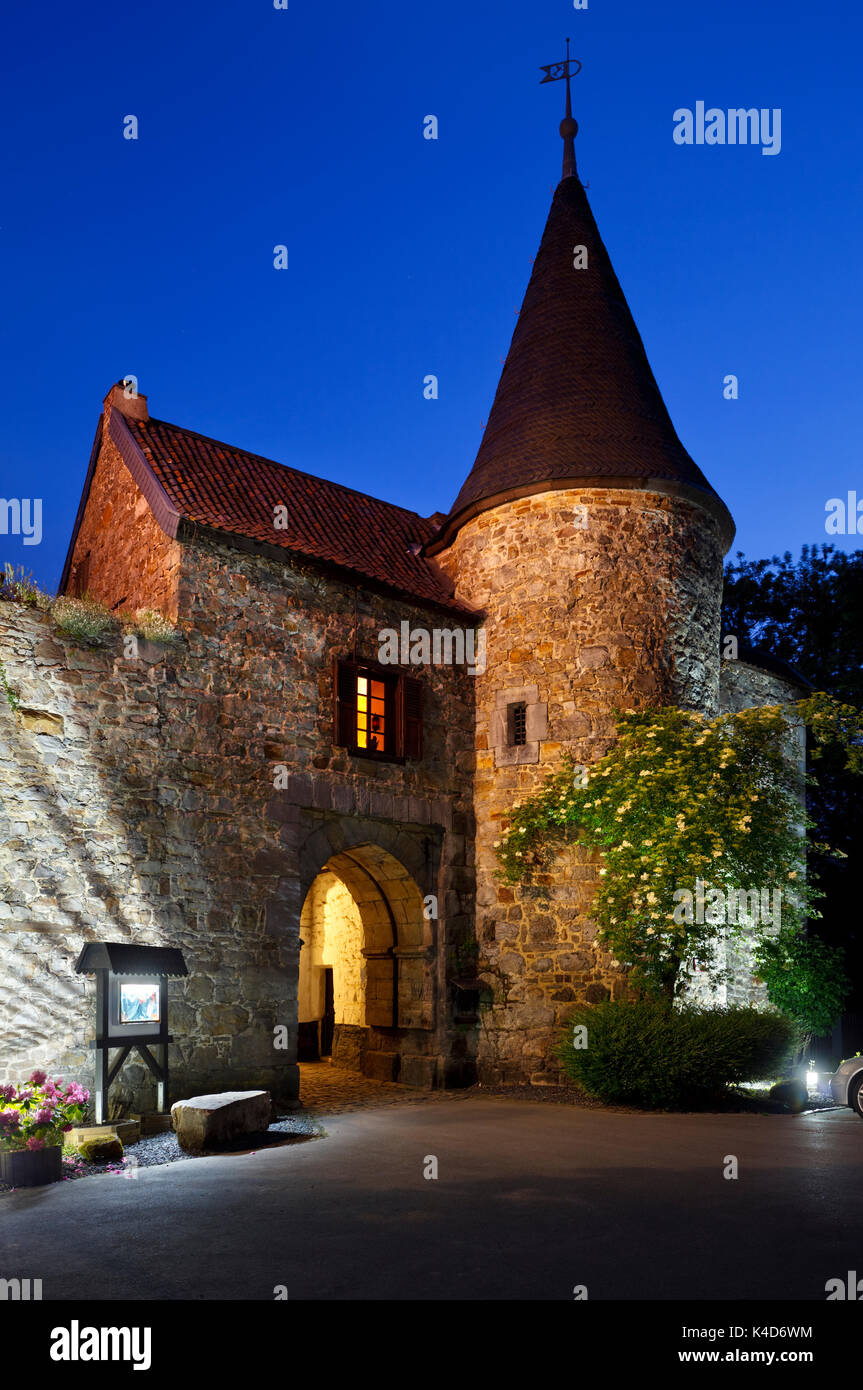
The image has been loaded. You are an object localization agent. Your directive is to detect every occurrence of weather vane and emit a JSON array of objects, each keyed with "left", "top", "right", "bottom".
[{"left": 539, "top": 37, "right": 581, "bottom": 179}]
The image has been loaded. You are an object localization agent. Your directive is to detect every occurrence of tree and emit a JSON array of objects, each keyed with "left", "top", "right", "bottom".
[{"left": 723, "top": 545, "right": 863, "bottom": 1016}]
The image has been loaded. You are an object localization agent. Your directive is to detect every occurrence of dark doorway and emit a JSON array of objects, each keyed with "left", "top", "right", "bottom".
[
  {"left": 297, "top": 1021, "right": 320, "bottom": 1062},
  {"left": 320, "top": 967, "right": 335, "bottom": 1057}
]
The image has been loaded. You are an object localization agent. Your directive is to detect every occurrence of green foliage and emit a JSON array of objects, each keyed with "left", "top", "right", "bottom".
[
  {"left": 799, "top": 690, "right": 863, "bottom": 774},
  {"left": 723, "top": 546, "right": 863, "bottom": 1016},
  {"left": 0, "top": 658, "right": 19, "bottom": 712},
  {"left": 447, "top": 938, "right": 479, "bottom": 976},
  {"left": 125, "top": 607, "right": 178, "bottom": 643},
  {"left": 556, "top": 998, "right": 796, "bottom": 1108},
  {"left": 0, "top": 1071, "right": 90, "bottom": 1150},
  {"left": 1, "top": 562, "right": 53, "bottom": 609},
  {"left": 754, "top": 927, "right": 850, "bottom": 1036},
  {"left": 495, "top": 697, "right": 863, "bottom": 1002},
  {"left": 723, "top": 545, "right": 863, "bottom": 706},
  {"left": 51, "top": 595, "right": 116, "bottom": 642}
]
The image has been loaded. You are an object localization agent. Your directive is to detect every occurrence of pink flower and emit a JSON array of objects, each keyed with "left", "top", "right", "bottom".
[
  {"left": 0, "top": 1084, "right": 15, "bottom": 1102},
  {"left": 33, "top": 1106, "right": 55, "bottom": 1125},
  {"left": 0, "top": 1109, "right": 22, "bottom": 1130},
  {"left": 28, "top": 1069, "right": 47, "bottom": 1086},
  {"left": 25, "top": 1137, "right": 45, "bottom": 1150}
]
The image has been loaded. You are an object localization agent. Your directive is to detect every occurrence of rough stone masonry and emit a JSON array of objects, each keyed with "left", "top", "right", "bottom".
[{"left": 0, "top": 121, "right": 808, "bottom": 1107}]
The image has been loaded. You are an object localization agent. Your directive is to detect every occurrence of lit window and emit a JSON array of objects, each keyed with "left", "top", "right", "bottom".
[
  {"left": 356, "top": 673, "right": 388, "bottom": 751},
  {"left": 335, "top": 659, "right": 423, "bottom": 761},
  {"left": 368, "top": 678, "right": 387, "bottom": 752},
  {"left": 345, "top": 666, "right": 393, "bottom": 755},
  {"left": 356, "top": 675, "right": 368, "bottom": 748}
]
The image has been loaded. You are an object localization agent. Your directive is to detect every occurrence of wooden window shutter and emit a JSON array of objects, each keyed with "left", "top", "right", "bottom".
[
  {"left": 333, "top": 657, "right": 357, "bottom": 748},
  {"left": 400, "top": 675, "right": 423, "bottom": 760}
]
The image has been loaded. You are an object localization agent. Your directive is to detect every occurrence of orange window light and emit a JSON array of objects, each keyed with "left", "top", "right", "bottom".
[
  {"left": 356, "top": 674, "right": 368, "bottom": 746},
  {"left": 355, "top": 673, "right": 387, "bottom": 750}
]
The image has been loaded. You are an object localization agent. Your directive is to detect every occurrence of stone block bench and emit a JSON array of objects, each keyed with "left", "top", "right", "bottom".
[{"left": 171, "top": 1090, "right": 272, "bottom": 1154}]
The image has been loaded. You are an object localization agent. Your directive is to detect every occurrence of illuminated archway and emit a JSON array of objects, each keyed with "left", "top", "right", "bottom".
[{"left": 297, "top": 843, "right": 434, "bottom": 1075}]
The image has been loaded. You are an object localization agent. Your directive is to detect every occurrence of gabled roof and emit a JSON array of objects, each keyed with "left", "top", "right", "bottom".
[
  {"left": 75, "top": 942, "right": 188, "bottom": 976},
  {"left": 437, "top": 175, "right": 734, "bottom": 545},
  {"left": 72, "top": 408, "right": 471, "bottom": 616}
]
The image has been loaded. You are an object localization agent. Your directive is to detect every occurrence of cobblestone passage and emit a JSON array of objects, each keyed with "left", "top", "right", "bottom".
[{"left": 297, "top": 1062, "right": 477, "bottom": 1115}]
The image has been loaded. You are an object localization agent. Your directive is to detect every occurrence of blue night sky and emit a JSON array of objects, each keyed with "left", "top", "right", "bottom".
[{"left": 1, "top": 0, "right": 861, "bottom": 591}]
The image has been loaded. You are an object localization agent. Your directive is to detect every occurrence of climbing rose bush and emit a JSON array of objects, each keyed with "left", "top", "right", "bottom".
[
  {"left": 495, "top": 695, "right": 863, "bottom": 1003},
  {"left": 0, "top": 1072, "right": 89, "bottom": 1151}
]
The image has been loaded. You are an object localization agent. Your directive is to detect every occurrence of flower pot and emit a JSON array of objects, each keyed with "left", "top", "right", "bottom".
[{"left": 0, "top": 1145, "right": 63, "bottom": 1188}]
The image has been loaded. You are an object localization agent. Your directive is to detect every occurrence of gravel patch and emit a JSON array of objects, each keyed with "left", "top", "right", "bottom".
[{"left": 0, "top": 1113, "right": 324, "bottom": 1194}]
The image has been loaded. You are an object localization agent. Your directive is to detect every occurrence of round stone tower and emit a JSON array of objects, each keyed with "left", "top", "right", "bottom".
[{"left": 429, "top": 71, "right": 736, "bottom": 1085}]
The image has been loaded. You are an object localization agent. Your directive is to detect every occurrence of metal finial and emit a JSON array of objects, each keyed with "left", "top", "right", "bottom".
[{"left": 539, "top": 39, "right": 582, "bottom": 179}]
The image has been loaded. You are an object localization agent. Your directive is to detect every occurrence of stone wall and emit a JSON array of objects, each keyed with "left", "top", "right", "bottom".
[
  {"left": 683, "top": 656, "right": 808, "bottom": 1010},
  {"left": 436, "top": 486, "right": 726, "bottom": 1084},
  {"left": 720, "top": 658, "right": 806, "bottom": 716},
  {"left": 65, "top": 410, "right": 182, "bottom": 619},
  {"left": 0, "top": 528, "right": 477, "bottom": 1108}
]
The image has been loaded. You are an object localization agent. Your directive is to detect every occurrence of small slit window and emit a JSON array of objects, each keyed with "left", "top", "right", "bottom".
[{"left": 508, "top": 702, "right": 527, "bottom": 747}]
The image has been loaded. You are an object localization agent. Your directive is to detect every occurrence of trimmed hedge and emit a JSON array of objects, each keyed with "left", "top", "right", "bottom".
[{"left": 556, "top": 998, "right": 796, "bottom": 1108}]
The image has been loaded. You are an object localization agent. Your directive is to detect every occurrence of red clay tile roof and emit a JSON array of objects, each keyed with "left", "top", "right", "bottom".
[
  {"left": 446, "top": 176, "right": 732, "bottom": 533},
  {"left": 123, "top": 415, "right": 468, "bottom": 614}
]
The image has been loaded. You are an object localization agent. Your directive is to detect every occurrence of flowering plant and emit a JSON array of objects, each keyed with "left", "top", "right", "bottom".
[
  {"left": 0, "top": 1071, "right": 90, "bottom": 1151},
  {"left": 495, "top": 695, "right": 863, "bottom": 1005}
]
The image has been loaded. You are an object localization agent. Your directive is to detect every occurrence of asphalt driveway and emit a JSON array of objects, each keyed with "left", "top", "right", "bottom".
[{"left": 1, "top": 1099, "right": 859, "bottom": 1300}]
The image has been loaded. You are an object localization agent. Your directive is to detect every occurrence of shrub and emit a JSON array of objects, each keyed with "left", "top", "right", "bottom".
[
  {"left": 51, "top": 595, "right": 115, "bottom": 642},
  {"left": 127, "top": 607, "right": 178, "bottom": 643},
  {"left": 556, "top": 997, "right": 796, "bottom": 1108},
  {"left": 754, "top": 927, "right": 849, "bottom": 1037}
]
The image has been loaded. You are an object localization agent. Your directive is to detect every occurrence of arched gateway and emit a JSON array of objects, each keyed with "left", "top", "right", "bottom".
[{"left": 294, "top": 815, "right": 448, "bottom": 1088}]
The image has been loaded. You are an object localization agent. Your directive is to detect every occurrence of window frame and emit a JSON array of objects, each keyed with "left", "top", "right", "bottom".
[
  {"left": 356, "top": 665, "right": 397, "bottom": 759},
  {"left": 334, "top": 656, "right": 423, "bottom": 763}
]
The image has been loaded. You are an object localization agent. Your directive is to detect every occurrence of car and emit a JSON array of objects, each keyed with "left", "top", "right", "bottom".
[{"left": 830, "top": 1057, "right": 863, "bottom": 1117}]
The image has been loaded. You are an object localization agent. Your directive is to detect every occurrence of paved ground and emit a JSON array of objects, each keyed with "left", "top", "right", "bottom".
[
  {"left": 2, "top": 1093, "right": 860, "bottom": 1300},
  {"left": 296, "top": 1060, "right": 479, "bottom": 1113}
]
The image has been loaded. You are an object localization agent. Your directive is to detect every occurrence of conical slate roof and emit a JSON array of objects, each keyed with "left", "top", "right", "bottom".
[{"left": 444, "top": 174, "right": 732, "bottom": 536}]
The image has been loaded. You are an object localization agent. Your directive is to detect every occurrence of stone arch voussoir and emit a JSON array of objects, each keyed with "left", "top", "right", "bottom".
[{"left": 298, "top": 812, "right": 440, "bottom": 906}]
